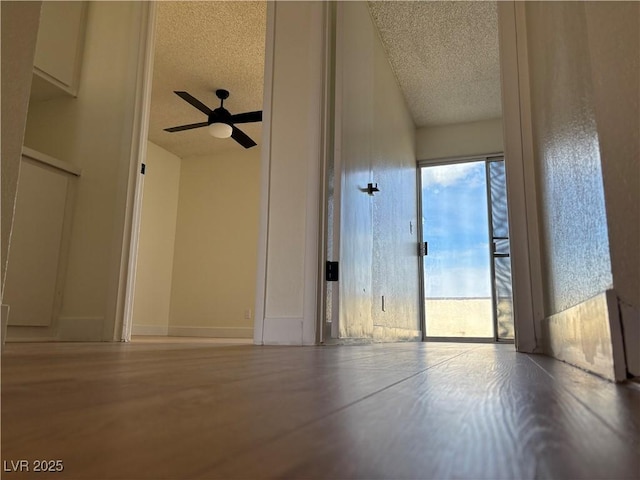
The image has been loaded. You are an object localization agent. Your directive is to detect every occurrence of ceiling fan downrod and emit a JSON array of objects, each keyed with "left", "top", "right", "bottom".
[{"left": 215, "top": 89, "right": 229, "bottom": 107}]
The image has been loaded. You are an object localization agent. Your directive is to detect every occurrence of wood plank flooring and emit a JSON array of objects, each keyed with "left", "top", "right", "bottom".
[{"left": 2, "top": 341, "right": 639, "bottom": 479}]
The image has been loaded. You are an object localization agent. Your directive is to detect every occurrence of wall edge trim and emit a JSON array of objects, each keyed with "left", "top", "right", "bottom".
[{"left": 541, "top": 289, "right": 626, "bottom": 382}]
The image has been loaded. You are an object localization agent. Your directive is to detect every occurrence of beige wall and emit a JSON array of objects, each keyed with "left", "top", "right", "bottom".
[
  {"left": 337, "top": 2, "right": 419, "bottom": 340},
  {"left": 4, "top": 156, "right": 72, "bottom": 335},
  {"left": 32, "top": 1, "right": 86, "bottom": 95},
  {"left": 22, "top": 1, "right": 146, "bottom": 340},
  {"left": 168, "top": 148, "right": 261, "bottom": 337},
  {"left": 416, "top": 118, "right": 504, "bottom": 161},
  {"left": 131, "top": 142, "right": 181, "bottom": 333},
  {"left": 1, "top": 1, "right": 42, "bottom": 300}
]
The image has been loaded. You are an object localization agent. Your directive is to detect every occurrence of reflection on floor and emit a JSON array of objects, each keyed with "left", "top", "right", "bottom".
[{"left": 2, "top": 342, "right": 639, "bottom": 479}]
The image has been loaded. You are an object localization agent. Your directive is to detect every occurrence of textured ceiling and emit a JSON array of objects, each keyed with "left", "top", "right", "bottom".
[
  {"left": 147, "top": 1, "right": 501, "bottom": 159},
  {"left": 368, "top": 1, "right": 502, "bottom": 127},
  {"left": 148, "top": 1, "right": 266, "bottom": 158}
]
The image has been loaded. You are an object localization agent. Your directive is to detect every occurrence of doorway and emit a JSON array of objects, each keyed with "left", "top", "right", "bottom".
[
  {"left": 124, "top": 2, "right": 266, "bottom": 342},
  {"left": 419, "top": 156, "right": 514, "bottom": 342}
]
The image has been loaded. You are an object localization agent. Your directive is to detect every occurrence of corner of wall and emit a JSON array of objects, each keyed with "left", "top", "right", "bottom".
[
  {"left": 258, "top": 1, "right": 325, "bottom": 345},
  {"left": 0, "top": 1, "right": 42, "bottom": 301},
  {"left": 619, "top": 299, "right": 640, "bottom": 378},
  {"left": 415, "top": 118, "right": 504, "bottom": 161},
  {"left": 541, "top": 290, "right": 627, "bottom": 382}
]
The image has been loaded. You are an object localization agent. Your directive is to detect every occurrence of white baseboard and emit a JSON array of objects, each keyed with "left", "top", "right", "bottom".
[
  {"left": 131, "top": 324, "right": 169, "bottom": 336},
  {"left": 541, "top": 290, "right": 626, "bottom": 381},
  {"left": 261, "top": 317, "right": 305, "bottom": 345},
  {"left": 167, "top": 326, "right": 253, "bottom": 339},
  {"left": 57, "top": 316, "right": 104, "bottom": 341}
]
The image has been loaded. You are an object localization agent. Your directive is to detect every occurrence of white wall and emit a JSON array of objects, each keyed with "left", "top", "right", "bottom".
[
  {"left": 526, "top": 2, "right": 613, "bottom": 317},
  {"left": 336, "top": 1, "right": 374, "bottom": 338},
  {"left": 22, "top": 1, "right": 146, "bottom": 340},
  {"left": 131, "top": 142, "right": 181, "bottom": 335},
  {"left": 523, "top": 1, "right": 638, "bottom": 378},
  {"left": 168, "top": 147, "right": 260, "bottom": 338},
  {"left": 583, "top": 2, "right": 639, "bottom": 376},
  {"left": 255, "top": 1, "right": 325, "bottom": 345},
  {"left": 337, "top": 2, "right": 420, "bottom": 341},
  {"left": 1, "top": 1, "right": 42, "bottom": 301},
  {"left": 416, "top": 118, "right": 504, "bottom": 161}
]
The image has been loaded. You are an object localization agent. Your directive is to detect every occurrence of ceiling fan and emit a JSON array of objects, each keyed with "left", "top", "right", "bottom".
[{"left": 164, "top": 89, "right": 262, "bottom": 149}]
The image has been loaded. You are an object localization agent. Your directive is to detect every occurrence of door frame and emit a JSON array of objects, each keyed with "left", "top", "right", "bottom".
[
  {"left": 114, "top": 2, "right": 157, "bottom": 341},
  {"left": 418, "top": 154, "right": 507, "bottom": 343},
  {"left": 317, "top": 1, "right": 338, "bottom": 344},
  {"left": 497, "top": 1, "right": 543, "bottom": 353},
  {"left": 413, "top": 0, "right": 544, "bottom": 351}
]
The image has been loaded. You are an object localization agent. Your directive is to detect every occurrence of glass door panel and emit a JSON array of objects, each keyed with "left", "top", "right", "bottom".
[
  {"left": 487, "top": 159, "right": 514, "bottom": 340},
  {"left": 421, "top": 161, "right": 494, "bottom": 338}
]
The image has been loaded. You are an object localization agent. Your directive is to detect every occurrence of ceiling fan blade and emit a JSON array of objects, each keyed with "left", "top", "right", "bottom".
[
  {"left": 174, "top": 91, "right": 212, "bottom": 116},
  {"left": 164, "top": 121, "right": 209, "bottom": 132},
  {"left": 231, "top": 126, "right": 257, "bottom": 149},
  {"left": 230, "top": 110, "right": 262, "bottom": 124}
]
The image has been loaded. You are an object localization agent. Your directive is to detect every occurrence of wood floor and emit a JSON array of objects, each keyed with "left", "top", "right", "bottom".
[{"left": 2, "top": 341, "right": 639, "bottom": 479}]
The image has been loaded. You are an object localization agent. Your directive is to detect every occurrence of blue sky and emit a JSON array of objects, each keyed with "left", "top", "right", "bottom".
[{"left": 422, "top": 161, "right": 492, "bottom": 298}]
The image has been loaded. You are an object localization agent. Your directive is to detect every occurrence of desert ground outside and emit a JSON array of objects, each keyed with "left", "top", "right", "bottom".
[{"left": 425, "top": 297, "right": 513, "bottom": 338}]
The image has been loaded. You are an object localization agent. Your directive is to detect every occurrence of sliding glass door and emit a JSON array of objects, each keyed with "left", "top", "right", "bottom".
[{"left": 420, "top": 157, "right": 514, "bottom": 341}]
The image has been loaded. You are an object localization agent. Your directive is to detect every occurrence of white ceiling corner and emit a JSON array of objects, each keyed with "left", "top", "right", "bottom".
[{"left": 367, "top": 1, "right": 502, "bottom": 128}]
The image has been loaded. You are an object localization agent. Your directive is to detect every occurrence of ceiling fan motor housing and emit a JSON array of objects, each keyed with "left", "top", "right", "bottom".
[{"left": 210, "top": 107, "right": 232, "bottom": 126}]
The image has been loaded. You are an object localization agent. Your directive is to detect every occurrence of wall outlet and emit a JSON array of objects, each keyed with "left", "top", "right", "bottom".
[{"left": 244, "top": 309, "right": 252, "bottom": 320}]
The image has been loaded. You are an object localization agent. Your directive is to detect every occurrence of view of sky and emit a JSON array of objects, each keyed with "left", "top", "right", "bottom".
[{"left": 422, "top": 161, "right": 492, "bottom": 298}]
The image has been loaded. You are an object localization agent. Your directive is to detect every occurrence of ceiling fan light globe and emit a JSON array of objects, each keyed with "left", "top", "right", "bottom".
[{"left": 208, "top": 122, "right": 232, "bottom": 138}]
